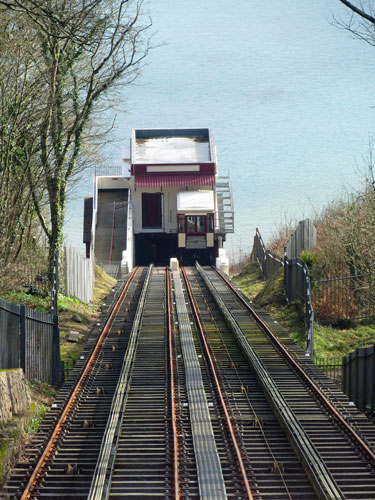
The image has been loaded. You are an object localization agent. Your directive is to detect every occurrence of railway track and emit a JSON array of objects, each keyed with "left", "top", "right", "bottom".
[{"left": 3, "top": 264, "right": 375, "bottom": 499}]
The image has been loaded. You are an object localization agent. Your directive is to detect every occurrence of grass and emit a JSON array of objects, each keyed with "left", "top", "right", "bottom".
[
  {"left": 231, "top": 263, "right": 375, "bottom": 360},
  {"left": 231, "top": 262, "right": 265, "bottom": 300}
]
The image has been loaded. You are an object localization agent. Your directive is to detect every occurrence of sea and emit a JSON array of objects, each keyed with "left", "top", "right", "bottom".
[{"left": 64, "top": 0, "right": 375, "bottom": 262}]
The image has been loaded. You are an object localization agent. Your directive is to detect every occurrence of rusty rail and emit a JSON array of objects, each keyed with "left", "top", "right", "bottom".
[
  {"left": 166, "top": 267, "right": 180, "bottom": 500},
  {"left": 20, "top": 267, "right": 139, "bottom": 500},
  {"left": 181, "top": 266, "right": 254, "bottom": 500},
  {"left": 214, "top": 266, "right": 375, "bottom": 469}
]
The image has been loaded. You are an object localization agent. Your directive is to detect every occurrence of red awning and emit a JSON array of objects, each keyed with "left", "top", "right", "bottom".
[{"left": 135, "top": 174, "right": 215, "bottom": 188}]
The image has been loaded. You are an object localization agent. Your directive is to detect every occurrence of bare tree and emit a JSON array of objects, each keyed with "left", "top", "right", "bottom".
[
  {"left": 0, "top": 12, "right": 46, "bottom": 264},
  {"left": 0, "top": 0, "right": 151, "bottom": 272},
  {"left": 335, "top": 1, "right": 375, "bottom": 44}
]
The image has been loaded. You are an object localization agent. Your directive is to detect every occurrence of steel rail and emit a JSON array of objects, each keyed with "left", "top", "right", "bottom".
[
  {"left": 181, "top": 266, "right": 254, "bottom": 500},
  {"left": 88, "top": 265, "right": 153, "bottom": 499},
  {"left": 197, "top": 263, "right": 343, "bottom": 500},
  {"left": 213, "top": 265, "right": 375, "bottom": 469},
  {"left": 166, "top": 267, "right": 181, "bottom": 500},
  {"left": 188, "top": 268, "right": 294, "bottom": 500},
  {"left": 19, "top": 266, "right": 139, "bottom": 500}
]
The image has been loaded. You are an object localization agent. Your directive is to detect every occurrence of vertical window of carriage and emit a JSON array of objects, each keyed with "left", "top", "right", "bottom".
[
  {"left": 178, "top": 214, "right": 186, "bottom": 233},
  {"left": 207, "top": 213, "right": 214, "bottom": 232},
  {"left": 142, "top": 193, "right": 162, "bottom": 228}
]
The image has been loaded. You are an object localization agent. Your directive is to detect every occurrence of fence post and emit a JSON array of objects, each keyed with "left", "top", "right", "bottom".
[
  {"left": 305, "top": 271, "right": 314, "bottom": 358},
  {"left": 20, "top": 305, "right": 26, "bottom": 372},
  {"left": 51, "top": 314, "right": 62, "bottom": 386},
  {"left": 284, "top": 249, "right": 288, "bottom": 302}
]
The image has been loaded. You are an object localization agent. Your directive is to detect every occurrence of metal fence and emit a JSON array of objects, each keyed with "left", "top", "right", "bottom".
[
  {"left": 284, "top": 256, "right": 314, "bottom": 355},
  {"left": 342, "top": 345, "right": 375, "bottom": 413},
  {"left": 0, "top": 298, "right": 61, "bottom": 385},
  {"left": 95, "top": 165, "right": 126, "bottom": 177},
  {"left": 313, "top": 273, "right": 375, "bottom": 323},
  {"left": 250, "top": 228, "right": 284, "bottom": 279},
  {"left": 314, "top": 356, "right": 342, "bottom": 387},
  {"left": 250, "top": 229, "right": 315, "bottom": 355}
]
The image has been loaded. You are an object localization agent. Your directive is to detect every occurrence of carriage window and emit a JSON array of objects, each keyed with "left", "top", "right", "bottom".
[
  {"left": 196, "top": 216, "right": 205, "bottom": 233},
  {"left": 186, "top": 216, "right": 195, "bottom": 233},
  {"left": 207, "top": 213, "right": 214, "bottom": 232},
  {"left": 178, "top": 215, "right": 186, "bottom": 233}
]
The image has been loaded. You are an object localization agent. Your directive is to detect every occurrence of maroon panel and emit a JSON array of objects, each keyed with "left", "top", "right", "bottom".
[
  {"left": 142, "top": 193, "right": 162, "bottom": 228},
  {"left": 132, "top": 163, "right": 216, "bottom": 176},
  {"left": 135, "top": 174, "right": 215, "bottom": 188}
]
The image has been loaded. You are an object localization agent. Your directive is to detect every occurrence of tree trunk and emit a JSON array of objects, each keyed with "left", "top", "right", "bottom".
[{"left": 48, "top": 181, "right": 65, "bottom": 284}]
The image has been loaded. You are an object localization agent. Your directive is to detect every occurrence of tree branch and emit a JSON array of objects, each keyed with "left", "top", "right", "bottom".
[{"left": 338, "top": 0, "right": 375, "bottom": 24}]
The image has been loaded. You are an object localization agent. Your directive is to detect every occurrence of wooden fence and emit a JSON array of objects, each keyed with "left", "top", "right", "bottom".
[
  {"left": 342, "top": 344, "right": 375, "bottom": 413},
  {"left": 64, "top": 246, "right": 94, "bottom": 303},
  {"left": 0, "top": 298, "right": 61, "bottom": 385},
  {"left": 286, "top": 218, "right": 316, "bottom": 259}
]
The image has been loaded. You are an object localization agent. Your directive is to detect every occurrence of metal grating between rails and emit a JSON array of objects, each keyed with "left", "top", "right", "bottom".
[
  {"left": 172, "top": 268, "right": 227, "bottom": 499},
  {"left": 198, "top": 264, "right": 375, "bottom": 499},
  {"left": 173, "top": 269, "right": 254, "bottom": 499}
]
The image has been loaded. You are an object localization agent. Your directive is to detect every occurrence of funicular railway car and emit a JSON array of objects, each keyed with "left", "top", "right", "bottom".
[{"left": 85, "top": 128, "right": 234, "bottom": 273}]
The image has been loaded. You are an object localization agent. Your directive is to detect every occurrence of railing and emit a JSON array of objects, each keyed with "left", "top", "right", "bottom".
[
  {"left": 313, "top": 273, "right": 375, "bottom": 323},
  {"left": 0, "top": 298, "right": 61, "bottom": 386},
  {"left": 95, "top": 165, "right": 125, "bottom": 177},
  {"left": 250, "top": 228, "right": 284, "bottom": 279},
  {"left": 251, "top": 229, "right": 314, "bottom": 354},
  {"left": 284, "top": 255, "right": 314, "bottom": 356},
  {"left": 314, "top": 356, "right": 342, "bottom": 387},
  {"left": 109, "top": 199, "right": 128, "bottom": 264}
]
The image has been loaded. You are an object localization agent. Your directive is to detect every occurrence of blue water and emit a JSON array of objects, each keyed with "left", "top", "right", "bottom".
[{"left": 65, "top": 1, "right": 375, "bottom": 261}]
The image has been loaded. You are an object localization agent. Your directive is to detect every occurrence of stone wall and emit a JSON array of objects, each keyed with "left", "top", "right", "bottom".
[{"left": 0, "top": 369, "right": 31, "bottom": 423}]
